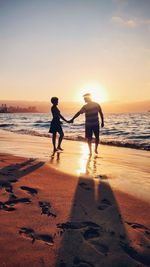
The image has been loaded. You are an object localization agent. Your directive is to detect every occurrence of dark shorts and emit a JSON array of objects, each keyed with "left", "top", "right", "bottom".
[
  {"left": 49, "top": 121, "right": 63, "bottom": 135},
  {"left": 85, "top": 124, "right": 100, "bottom": 140}
]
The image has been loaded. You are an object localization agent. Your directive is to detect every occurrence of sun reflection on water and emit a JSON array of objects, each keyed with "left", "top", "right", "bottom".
[{"left": 76, "top": 143, "right": 100, "bottom": 176}]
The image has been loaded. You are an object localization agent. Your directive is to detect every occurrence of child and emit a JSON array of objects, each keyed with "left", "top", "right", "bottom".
[{"left": 49, "top": 97, "right": 68, "bottom": 153}]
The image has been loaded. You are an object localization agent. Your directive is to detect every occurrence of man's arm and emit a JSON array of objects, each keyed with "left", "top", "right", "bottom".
[
  {"left": 68, "top": 111, "right": 81, "bottom": 123},
  {"left": 99, "top": 105, "right": 104, "bottom": 127},
  {"left": 68, "top": 105, "right": 85, "bottom": 123}
]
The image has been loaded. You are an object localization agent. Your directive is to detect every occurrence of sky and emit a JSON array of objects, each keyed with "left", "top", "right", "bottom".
[{"left": 0, "top": 0, "right": 150, "bottom": 103}]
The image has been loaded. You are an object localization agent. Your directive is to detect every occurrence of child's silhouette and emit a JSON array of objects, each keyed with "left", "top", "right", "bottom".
[{"left": 49, "top": 97, "right": 68, "bottom": 153}]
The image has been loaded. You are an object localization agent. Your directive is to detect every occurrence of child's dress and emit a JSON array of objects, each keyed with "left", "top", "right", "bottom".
[{"left": 49, "top": 106, "right": 63, "bottom": 133}]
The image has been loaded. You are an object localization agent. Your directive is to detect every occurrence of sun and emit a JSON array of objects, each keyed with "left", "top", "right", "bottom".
[{"left": 75, "top": 84, "right": 108, "bottom": 103}]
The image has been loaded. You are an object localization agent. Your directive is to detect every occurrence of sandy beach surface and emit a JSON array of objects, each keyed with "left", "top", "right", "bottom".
[{"left": 0, "top": 129, "right": 150, "bottom": 267}]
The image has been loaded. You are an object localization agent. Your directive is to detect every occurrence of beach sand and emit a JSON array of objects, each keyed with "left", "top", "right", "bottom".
[{"left": 0, "top": 130, "right": 150, "bottom": 266}]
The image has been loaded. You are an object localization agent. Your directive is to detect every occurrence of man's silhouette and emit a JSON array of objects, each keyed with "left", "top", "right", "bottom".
[{"left": 69, "top": 93, "right": 104, "bottom": 154}]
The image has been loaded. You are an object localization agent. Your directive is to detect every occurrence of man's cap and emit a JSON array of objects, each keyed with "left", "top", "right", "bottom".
[{"left": 83, "top": 93, "right": 91, "bottom": 98}]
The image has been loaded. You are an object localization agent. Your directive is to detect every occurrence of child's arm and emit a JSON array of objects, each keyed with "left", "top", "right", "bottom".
[{"left": 59, "top": 113, "right": 68, "bottom": 122}]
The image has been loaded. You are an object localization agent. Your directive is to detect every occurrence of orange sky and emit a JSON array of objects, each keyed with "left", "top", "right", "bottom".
[{"left": 0, "top": 1, "right": 150, "bottom": 104}]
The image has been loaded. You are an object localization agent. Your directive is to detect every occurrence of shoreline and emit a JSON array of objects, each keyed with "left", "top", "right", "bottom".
[{"left": 2, "top": 128, "right": 150, "bottom": 151}]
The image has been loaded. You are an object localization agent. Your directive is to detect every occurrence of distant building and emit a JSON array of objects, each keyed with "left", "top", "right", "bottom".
[
  {"left": 0, "top": 104, "right": 38, "bottom": 113},
  {"left": 0, "top": 104, "right": 8, "bottom": 113}
]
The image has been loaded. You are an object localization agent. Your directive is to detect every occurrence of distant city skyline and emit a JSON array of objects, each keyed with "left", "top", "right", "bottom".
[
  {"left": 0, "top": 99, "right": 149, "bottom": 113},
  {"left": 0, "top": 0, "right": 150, "bottom": 104}
]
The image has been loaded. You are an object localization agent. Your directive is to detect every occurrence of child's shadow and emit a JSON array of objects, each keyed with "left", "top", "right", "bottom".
[
  {"left": 0, "top": 158, "right": 44, "bottom": 194},
  {"left": 56, "top": 156, "right": 150, "bottom": 267}
]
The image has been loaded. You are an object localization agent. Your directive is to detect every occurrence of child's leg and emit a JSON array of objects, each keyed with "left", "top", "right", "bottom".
[
  {"left": 52, "top": 132, "right": 57, "bottom": 152},
  {"left": 57, "top": 129, "right": 64, "bottom": 150}
]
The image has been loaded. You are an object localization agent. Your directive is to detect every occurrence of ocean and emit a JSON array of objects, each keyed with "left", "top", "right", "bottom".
[{"left": 0, "top": 112, "right": 150, "bottom": 151}]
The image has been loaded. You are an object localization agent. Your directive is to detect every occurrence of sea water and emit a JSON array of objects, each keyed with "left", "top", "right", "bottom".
[{"left": 0, "top": 112, "right": 150, "bottom": 151}]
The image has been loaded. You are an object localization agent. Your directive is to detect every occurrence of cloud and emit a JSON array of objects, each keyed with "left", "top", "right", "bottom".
[
  {"left": 141, "top": 19, "right": 150, "bottom": 25},
  {"left": 112, "top": 16, "right": 150, "bottom": 28},
  {"left": 112, "top": 16, "right": 137, "bottom": 28}
]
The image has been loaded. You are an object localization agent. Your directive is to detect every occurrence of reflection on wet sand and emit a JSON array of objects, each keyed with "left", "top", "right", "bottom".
[
  {"left": 50, "top": 152, "right": 61, "bottom": 165},
  {"left": 48, "top": 141, "right": 150, "bottom": 203}
]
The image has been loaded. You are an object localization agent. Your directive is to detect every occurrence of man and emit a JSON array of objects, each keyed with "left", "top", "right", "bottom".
[{"left": 69, "top": 93, "right": 104, "bottom": 155}]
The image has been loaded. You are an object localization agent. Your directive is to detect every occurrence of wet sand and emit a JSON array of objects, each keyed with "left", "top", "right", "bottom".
[{"left": 0, "top": 130, "right": 150, "bottom": 266}]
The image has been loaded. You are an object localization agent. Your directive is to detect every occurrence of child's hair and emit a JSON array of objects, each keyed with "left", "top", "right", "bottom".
[{"left": 51, "top": 97, "right": 58, "bottom": 105}]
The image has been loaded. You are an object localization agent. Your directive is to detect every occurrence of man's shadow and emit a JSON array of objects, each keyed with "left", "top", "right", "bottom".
[{"left": 56, "top": 156, "right": 150, "bottom": 267}]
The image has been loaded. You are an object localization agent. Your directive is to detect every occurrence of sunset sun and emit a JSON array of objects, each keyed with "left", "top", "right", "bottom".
[{"left": 76, "top": 84, "right": 108, "bottom": 103}]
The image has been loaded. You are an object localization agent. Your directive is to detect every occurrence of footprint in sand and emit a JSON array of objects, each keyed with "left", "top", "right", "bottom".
[
  {"left": 39, "top": 201, "right": 57, "bottom": 218},
  {"left": 120, "top": 240, "right": 150, "bottom": 266},
  {"left": 57, "top": 221, "right": 100, "bottom": 231},
  {"left": 97, "top": 198, "right": 112, "bottom": 211},
  {"left": 5, "top": 194, "right": 31, "bottom": 206},
  {"left": 20, "top": 186, "right": 38, "bottom": 195},
  {"left": 126, "top": 221, "right": 150, "bottom": 239},
  {"left": 119, "top": 221, "right": 150, "bottom": 265},
  {"left": 19, "top": 227, "right": 54, "bottom": 246},
  {"left": 57, "top": 221, "right": 112, "bottom": 257},
  {"left": 126, "top": 221, "right": 149, "bottom": 230},
  {"left": 82, "top": 227, "right": 109, "bottom": 256},
  {"left": 0, "top": 180, "right": 13, "bottom": 193},
  {"left": 91, "top": 240, "right": 109, "bottom": 256},
  {"left": 83, "top": 227, "right": 100, "bottom": 240},
  {"left": 0, "top": 194, "right": 31, "bottom": 212},
  {"left": 0, "top": 201, "right": 16, "bottom": 212},
  {"left": 79, "top": 182, "right": 91, "bottom": 191}
]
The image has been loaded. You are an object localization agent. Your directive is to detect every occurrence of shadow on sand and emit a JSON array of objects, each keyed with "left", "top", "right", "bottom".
[
  {"left": 0, "top": 158, "right": 44, "bottom": 210},
  {"left": 55, "top": 155, "right": 150, "bottom": 267}
]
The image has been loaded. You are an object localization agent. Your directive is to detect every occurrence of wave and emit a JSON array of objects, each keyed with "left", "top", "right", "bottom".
[
  {"left": 34, "top": 120, "right": 49, "bottom": 123},
  {"left": 127, "top": 135, "right": 150, "bottom": 140},
  {"left": 101, "top": 140, "right": 150, "bottom": 151},
  {"left": 6, "top": 129, "right": 50, "bottom": 138},
  {"left": 4, "top": 129, "right": 150, "bottom": 151},
  {"left": 33, "top": 123, "right": 50, "bottom": 127},
  {"left": 0, "top": 123, "right": 16, "bottom": 128}
]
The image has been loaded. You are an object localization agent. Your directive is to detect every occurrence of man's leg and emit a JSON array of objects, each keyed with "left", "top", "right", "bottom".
[
  {"left": 93, "top": 125, "right": 100, "bottom": 154},
  {"left": 57, "top": 128, "right": 64, "bottom": 150},
  {"left": 87, "top": 139, "right": 92, "bottom": 155},
  {"left": 86, "top": 126, "right": 92, "bottom": 155}
]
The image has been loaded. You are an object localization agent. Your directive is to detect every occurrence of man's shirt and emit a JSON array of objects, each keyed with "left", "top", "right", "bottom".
[{"left": 79, "top": 101, "right": 101, "bottom": 127}]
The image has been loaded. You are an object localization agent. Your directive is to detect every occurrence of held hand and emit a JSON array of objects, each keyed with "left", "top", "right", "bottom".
[
  {"left": 101, "top": 122, "right": 104, "bottom": 128},
  {"left": 68, "top": 119, "right": 74, "bottom": 123}
]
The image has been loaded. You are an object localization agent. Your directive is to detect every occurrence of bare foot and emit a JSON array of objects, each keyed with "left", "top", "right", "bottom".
[
  {"left": 89, "top": 150, "right": 92, "bottom": 156},
  {"left": 57, "top": 147, "right": 64, "bottom": 151},
  {"left": 51, "top": 148, "right": 58, "bottom": 156},
  {"left": 95, "top": 149, "right": 98, "bottom": 154}
]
